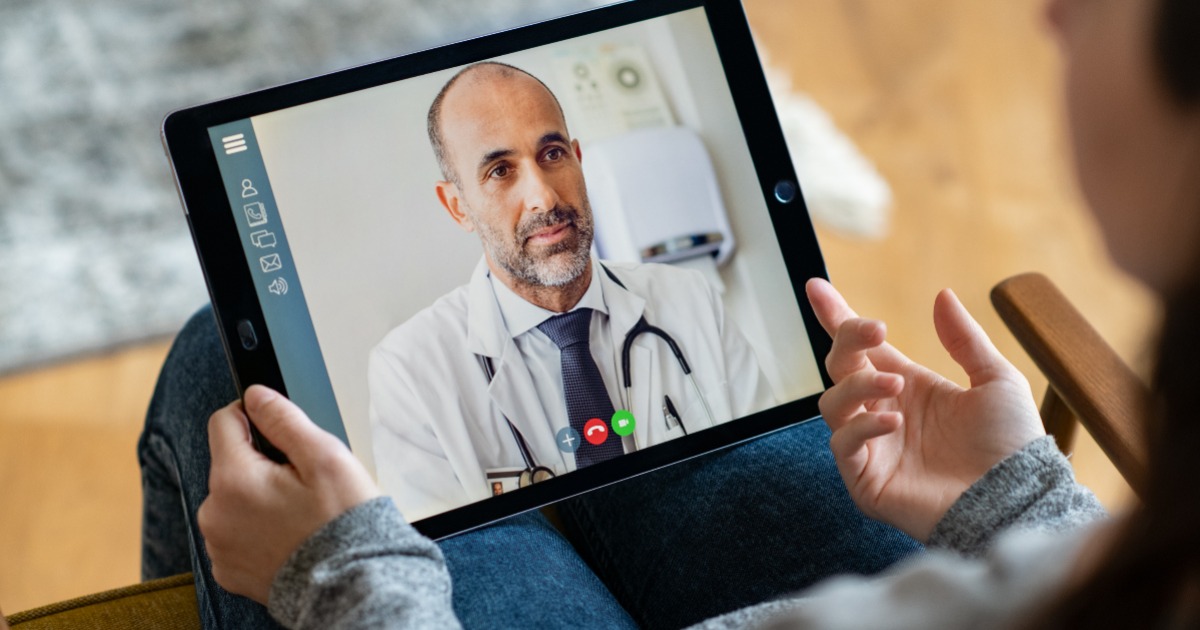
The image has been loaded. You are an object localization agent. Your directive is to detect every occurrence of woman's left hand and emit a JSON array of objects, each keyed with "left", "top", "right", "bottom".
[{"left": 807, "top": 278, "right": 1045, "bottom": 541}]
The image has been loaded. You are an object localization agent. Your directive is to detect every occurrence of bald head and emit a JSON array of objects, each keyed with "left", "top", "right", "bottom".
[
  {"left": 427, "top": 62, "right": 567, "bottom": 185},
  {"left": 426, "top": 61, "right": 593, "bottom": 299}
]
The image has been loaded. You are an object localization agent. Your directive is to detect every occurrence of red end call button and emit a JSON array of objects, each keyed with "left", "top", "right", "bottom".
[{"left": 583, "top": 418, "right": 609, "bottom": 445}]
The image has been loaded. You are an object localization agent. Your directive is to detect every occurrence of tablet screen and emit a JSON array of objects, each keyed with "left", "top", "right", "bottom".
[{"left": 198, "top": 4, "right": 824, "bottom": 525}]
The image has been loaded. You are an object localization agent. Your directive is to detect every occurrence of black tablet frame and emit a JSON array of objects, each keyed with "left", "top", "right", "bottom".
[{"left": 162, "top": 0, "right": 833, "bottom": 540}]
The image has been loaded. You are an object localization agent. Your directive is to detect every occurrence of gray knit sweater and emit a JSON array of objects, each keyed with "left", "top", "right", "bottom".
[{"left": 267, "top": 436, "right": 1107, "bottom": 629}]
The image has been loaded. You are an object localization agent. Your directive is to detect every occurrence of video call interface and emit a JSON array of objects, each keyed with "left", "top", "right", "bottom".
[{"left": 207, "top": 6, "right": 824, "bottom": 523}]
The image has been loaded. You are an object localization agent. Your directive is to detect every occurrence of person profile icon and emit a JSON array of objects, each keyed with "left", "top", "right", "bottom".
[{"left": 241, "top": 179, "right": 259, "bottom": 198}]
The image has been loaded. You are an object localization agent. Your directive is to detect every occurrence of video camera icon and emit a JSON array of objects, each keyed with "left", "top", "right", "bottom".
[{"left": 611, "top": 410, "right": 636, "bottom": 437}]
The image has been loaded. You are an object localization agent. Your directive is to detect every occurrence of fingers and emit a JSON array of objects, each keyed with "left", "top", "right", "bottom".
[
  {"left": 826, "top": 318, "right": 887, "bottom": 382},
  {"left": 828, "top": 411, "right": 903, "bottom": 474},
  {"left": 806, "top": 278, "right": 859, "bottom": 337},
  {"left": 932, "top": 289, "right": 1010, "bottom": 387},
  {"left": 819, "top": 371, "right": 904, "bottom": 428},
  {"left": 208, "top": 400, "right": 255, "bottom": 468},
  {"left": 809, "top": 278, "right": 911, "bottom": 378},
  {"left": 242, "top": 385, "right": 344, "bottom": 476}
]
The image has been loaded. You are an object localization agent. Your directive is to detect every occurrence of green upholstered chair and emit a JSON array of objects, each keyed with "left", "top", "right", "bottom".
[{"left": 6, "top": 574, "right": 199, "bottom": 629}]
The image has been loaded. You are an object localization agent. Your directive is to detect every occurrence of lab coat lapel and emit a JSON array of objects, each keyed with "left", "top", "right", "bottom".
[
  {"left": 488, "top": 340, "right": 562, "bottom": 470},
  {"left": 628, "top": 345, "right": 654, "bottom": 450},
  {"left": 598, "top": 265, "right": 653, "bottom": 450},
  {"left": 466, "top": 257, "right": 562, "bottom": 471},
  {"left": 466, "top": 258, "right": 505, "bottom": 359},
  {"left": 599, "top": 264, "right": 646, "bottom": 345}
]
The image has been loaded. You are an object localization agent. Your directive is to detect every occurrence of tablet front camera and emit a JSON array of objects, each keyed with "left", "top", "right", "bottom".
[{"left": 774, "top": 180, "right": 797, "bottom": 204}]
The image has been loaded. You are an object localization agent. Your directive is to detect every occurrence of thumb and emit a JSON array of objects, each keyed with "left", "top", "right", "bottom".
[
  {"left": 933, "top": 289, "right": 1009, "bottom": 387},
  {"left": 243, "top": 385, "right": 342, "bottom": 474}
]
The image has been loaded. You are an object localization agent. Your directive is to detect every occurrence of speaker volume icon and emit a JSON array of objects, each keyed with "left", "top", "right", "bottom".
[{"left": 268, "top": 277, "right": 289, "bottom": 296}]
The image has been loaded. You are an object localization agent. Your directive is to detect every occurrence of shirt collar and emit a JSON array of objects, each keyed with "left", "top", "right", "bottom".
[{"left": 488, "top": 257, "right": 608, "bottom": 339}]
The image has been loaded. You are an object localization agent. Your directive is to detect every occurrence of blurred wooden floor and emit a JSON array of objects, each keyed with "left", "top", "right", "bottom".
[{"left": 0, "top": 0, "right": 1155, "bottom": 614}]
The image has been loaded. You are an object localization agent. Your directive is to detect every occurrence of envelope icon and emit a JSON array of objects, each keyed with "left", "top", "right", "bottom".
[{"left": 259, "top": 253, "right": 282, "bottom": 273}]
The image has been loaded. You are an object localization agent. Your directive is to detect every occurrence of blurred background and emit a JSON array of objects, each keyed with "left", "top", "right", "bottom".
[{"left": 0, "top": 0, "right": 1156, "bottom": 614}]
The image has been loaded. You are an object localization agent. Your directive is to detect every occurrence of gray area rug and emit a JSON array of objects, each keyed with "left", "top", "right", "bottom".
[{"left": 0, "top": 0, "right": 600, "bottom": 373}]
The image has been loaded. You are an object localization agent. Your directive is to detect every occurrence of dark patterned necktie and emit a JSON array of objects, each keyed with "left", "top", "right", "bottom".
[{"left": 537, "top": 308, "right": 623, "bottom": 468}]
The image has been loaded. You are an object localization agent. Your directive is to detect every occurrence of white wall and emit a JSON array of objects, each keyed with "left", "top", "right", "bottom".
[{"left": 252, "top": 8, "right": 822, "bottom": 477}]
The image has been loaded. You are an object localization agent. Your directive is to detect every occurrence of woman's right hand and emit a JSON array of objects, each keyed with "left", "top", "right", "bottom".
[
  {"left": 199, "top": 386, "right": 380, "bottom": 604},
  {"left": 806, "top": 279, "right": 1045, "bottom": 541}
]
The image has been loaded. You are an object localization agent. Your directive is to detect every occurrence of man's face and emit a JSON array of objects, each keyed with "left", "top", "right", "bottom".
[{"left": 435, "top": 69, "right": 593, "bottom": 288}]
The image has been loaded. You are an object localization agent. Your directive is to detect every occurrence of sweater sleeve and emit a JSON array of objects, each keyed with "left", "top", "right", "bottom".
[
  {"left": 268, "top": 496, "right": 460, "bottom": 630},
  {"left": 686, "top": 436, "right": 1112, "bottom": 630},
  {"left": 689, "top": 522, "right": 1104, "bottom": 630},
  {"left": 926, "top": 435, "right": 1108, "bottom": 557}
]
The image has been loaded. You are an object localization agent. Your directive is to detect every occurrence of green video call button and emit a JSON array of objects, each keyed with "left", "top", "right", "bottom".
[{"left": 611, "top": 410, "right": 636, "bottom": 437}]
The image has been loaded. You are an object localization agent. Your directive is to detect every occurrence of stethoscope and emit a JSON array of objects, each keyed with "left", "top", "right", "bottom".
[{"left": 476, "top": 264, "right": 717, "bottom": 487}]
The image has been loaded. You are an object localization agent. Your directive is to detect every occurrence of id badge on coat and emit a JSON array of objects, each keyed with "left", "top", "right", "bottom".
[{"left": 486, "top": 467, "right": 524, "bottom": 496}]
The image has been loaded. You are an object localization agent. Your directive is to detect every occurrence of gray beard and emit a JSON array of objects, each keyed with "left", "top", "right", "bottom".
[{"left": 481, "top": 205, "right": 593, "bottom": 288}]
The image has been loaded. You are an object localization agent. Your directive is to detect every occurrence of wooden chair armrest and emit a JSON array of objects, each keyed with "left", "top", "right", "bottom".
[{"left": 991, "top": 272, "right": 1149, "bottom": 495}]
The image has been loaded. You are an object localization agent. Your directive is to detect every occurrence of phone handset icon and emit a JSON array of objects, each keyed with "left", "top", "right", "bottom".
[{"left": 583, "top": 418, "right": 609, "bottom": 445}]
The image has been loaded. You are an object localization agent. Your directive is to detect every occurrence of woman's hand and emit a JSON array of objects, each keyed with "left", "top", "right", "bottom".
[
  {"left": 806, "top": 279, "right": 1045, "bottom": 541},
  {"left": 198, "top": 385, "right": 380, "bottom": 604}
]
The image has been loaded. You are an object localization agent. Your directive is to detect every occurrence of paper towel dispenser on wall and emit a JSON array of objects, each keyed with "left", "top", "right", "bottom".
[{"left": 583, "top": 126, "right": 735, "bottom": 267}]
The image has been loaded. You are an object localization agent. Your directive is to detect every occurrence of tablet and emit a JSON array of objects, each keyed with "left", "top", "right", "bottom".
[{"left": 163, "top": 0, "right": 832, "bottom": 539}]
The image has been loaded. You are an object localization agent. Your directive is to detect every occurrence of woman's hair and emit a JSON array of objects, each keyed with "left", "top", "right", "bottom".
[{"left": 1037, "top": 0, "right": 1200, "bottom": 625}]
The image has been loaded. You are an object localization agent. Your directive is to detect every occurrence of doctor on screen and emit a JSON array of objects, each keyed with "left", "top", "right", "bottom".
[{"left": 368, "top": 61, "right": 775, "bottom": 521}]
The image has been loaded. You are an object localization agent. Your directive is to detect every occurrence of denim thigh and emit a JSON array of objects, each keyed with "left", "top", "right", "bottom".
[
  {"left": 558, "top": 420, "right": 923, "bottom": 630},
  {"left": 140, "top": 305, "right": 634, "bottom": 629}
]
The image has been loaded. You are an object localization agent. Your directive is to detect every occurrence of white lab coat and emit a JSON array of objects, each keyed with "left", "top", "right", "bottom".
[{"left": 368, "top": 258, "right": 775, "bottom": 522}]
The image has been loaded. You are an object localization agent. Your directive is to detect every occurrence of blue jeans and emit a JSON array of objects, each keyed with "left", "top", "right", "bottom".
[{"left": 139, "top": 308, "right": 920, "bottom": 629}]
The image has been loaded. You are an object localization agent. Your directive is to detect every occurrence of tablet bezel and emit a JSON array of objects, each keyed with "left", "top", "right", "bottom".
[{"left": 163, "top": 0, "right": 834, "bottom": 540}]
